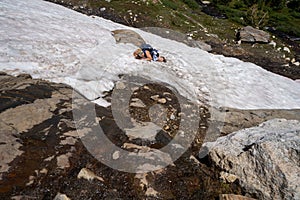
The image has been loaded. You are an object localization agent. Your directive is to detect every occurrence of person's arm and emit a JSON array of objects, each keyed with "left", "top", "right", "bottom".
[{"left": 144, "top": 50, "right": 152, "bottom": 61}]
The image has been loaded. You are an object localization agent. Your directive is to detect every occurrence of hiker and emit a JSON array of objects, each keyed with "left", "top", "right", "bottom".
[{"left": 133, "top": 44, "right": 166, "bottom": 62}]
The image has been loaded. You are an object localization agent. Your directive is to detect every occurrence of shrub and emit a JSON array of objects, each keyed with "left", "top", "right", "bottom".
[
  {"left": 287, "top": 0, "right": 300, "bottom": 12},
  {"left": 162, "top": 0, "right": 178, "bottom": 10},
  {"left": 245, "top": 4, "right": 269, "bottom": 28},
  {"left": 228, "top": 0, "right": 247, "bottom": 9},
  {"left": 182, "top": 0, "right": 199, "bottom": 10}
]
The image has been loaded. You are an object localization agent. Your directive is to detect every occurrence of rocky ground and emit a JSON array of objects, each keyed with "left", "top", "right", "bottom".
[
  {"left": 0, "top": 72, "right": 299, "bottom": 199},
  {"left": 0, "top": 73, "right": 245, "bottom": 199},
  {"left": 1, "top": 1, "right": 300, "bottom": 199}
]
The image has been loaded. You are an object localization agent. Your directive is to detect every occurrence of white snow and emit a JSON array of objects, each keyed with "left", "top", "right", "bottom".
[{"left": 0, "top": 0, "right": 299, "bottom": 109}]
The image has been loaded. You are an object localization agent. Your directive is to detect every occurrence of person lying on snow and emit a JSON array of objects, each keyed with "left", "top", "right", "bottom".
[{"left": 133, "top": 44, "right": 166, "bottom": 62}]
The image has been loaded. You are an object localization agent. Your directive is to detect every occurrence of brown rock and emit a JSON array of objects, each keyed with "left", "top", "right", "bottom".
[{"left": 220, "top": 194, "right": 256, "bottom": 200}]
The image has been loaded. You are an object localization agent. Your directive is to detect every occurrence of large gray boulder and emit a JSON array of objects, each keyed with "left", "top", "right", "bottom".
[
  {"left": 112, "top": 29, "right": 146, "bottom": 47},
  {"left": 200, "top": 118, "right": 300, "bottom": 200},
  {"left": 237, "top": 26, "right": 270, "bottom": 43}
]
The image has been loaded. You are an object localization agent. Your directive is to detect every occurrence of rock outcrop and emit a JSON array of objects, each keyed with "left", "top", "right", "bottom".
[
  {"left": 0, "top": 73, "right": 244, "bottom": 199},
  {"left": 237, "top": 26, "right": 270, "bottom": 43},
  {"left": 1, "top": 73, "right": 300, "bottom": 199},
  {"left": 112, "top": 29, "right": 146, "bottom": 47},
  {"left": 201, "top": 118, "right": 300, "bottom": 200}
]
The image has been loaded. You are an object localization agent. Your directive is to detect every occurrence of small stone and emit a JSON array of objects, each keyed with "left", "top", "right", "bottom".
[
  {"left": 269, "top": 40, "right": 276, "bottom": 48},
  {"left": 130, "top": 98, "right": 146, "bottom": 108},
  {"left": 190, "top": 155, "right": 200, "bottom": 164},
  {"left": 283, "top": 47, "right": 290, "bottom": 53},
  {"left": 44, "top": 155, "right": 55, "bottom": 161},
  {"left": 220, "top": 171, "right": 238, "bottom": 183},
  {"left": 157, "top": 98, "right": 167, "bottom": 104},
  {"left": 291, "top": 58, "right": 296, "bottom": 63},
  {"left": 170, "top": 113, "right": 175, "bottom": 120},
  {"left": 56, "top": 153, "right": 72, "bottom": 169},
  {"left": 202, "top": 1, "right": 211, "bottom": 4},
  {"left": 143, "top": 85, "right": 150, "bottom": 90},
  {"left": 77, "top": 168, "right": 104, "bottom": 182},
  {"left": 60, "top": 137, "right": 77, "bottom": 145},
  {"left": 54, "top": 193, "right": 71, "bottom": 200},
  {"left": 112, "top": 151, "right": 120, "bottom": 160},
  {"left": 26, "top": 176, "right": 35, "bottom": 186},
  {"left": 219, "top": 194, "right": 256, "bottom": 200},
  {"left": 40, "top": 168, "right": 48, "bottom": 174},
  {"left": 150, "top": 95, "right": 160, "bottom": 101}
]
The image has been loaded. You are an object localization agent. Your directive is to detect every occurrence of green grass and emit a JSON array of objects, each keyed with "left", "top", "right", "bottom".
[
  {"left": 217, "top": 5, "right": 247, "bottom": 25},
  {"left": 162, "top": 0, "right": 179, "bottom": 10},
  {"left": 216, "top": 3, "right": 300, "bottom": 37},
  {"left": 182, "top": 0, "right": 199, "bottom": 10},
  {"left": 63, "top": 0, "right": 300, "bottom": 40}
]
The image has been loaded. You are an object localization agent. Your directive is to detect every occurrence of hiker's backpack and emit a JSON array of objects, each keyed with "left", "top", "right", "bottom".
[{"left": 140, "top": 44, "right": 159, "bottom": 61}]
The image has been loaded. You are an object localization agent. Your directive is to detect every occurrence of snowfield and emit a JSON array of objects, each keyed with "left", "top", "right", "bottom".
[{"left": 0, "top": 0, "right": 299, "bottom": 109}]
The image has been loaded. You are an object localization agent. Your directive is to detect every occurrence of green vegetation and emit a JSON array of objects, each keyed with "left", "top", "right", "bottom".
[
  {"left": 182, "top": 0, "right": 199, "bottom": 10},
  {"left": 212, "top": 0, "right": 300, "bottom": 36},
  {"left": 60, "top": 0, "right": 299, "bottom": 44},
  {"left": 162, "top": 0, "right": 179, "bottom": 10}
]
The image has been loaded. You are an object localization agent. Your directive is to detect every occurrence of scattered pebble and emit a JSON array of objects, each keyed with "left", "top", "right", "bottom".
[
  {"left": 44, "top": 155, "right": 55, "bottom": 162},
  {"left": 77, "top": 168, "right": 104, "bottom": 182},
  {"left": 56, "top": 153, "right": 72, "bottom": 169},
  {"left": 130, "top": 98, "right": 146, "bottom": 108},
  {"left": 220, "top": 171, "right": 238, "bottom": 183},
  {"left": 157, "top": 98, "right": 167, "bottom": 104},
  {"left": 40, "top": 168, "right": 48, "bottom": 174},
  {"left": 26, "top": 176, "right": 35, "bottom": 186},
  {"left": 293, "top": 62, "right": 299, "bottom": 66},
  {"left": 54, "top": 193, "right": 71, "bottom": 200},
  {"left": 283, "top": 47, "right": 290, "bottom": 53},
  {"left": 269, "top": 40, "right": 276, "bottom": 48},
  {"left": 112, "top": 151, "right": 120, "bottom": 160}
]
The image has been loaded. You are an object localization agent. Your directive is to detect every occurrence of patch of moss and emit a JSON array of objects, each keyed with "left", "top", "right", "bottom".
[
  {"left": 182, "top": 0, "right": 199, "bottom": 10},
  {"left": 162, "top": 0, "right": 179, "bottom": 10}
]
